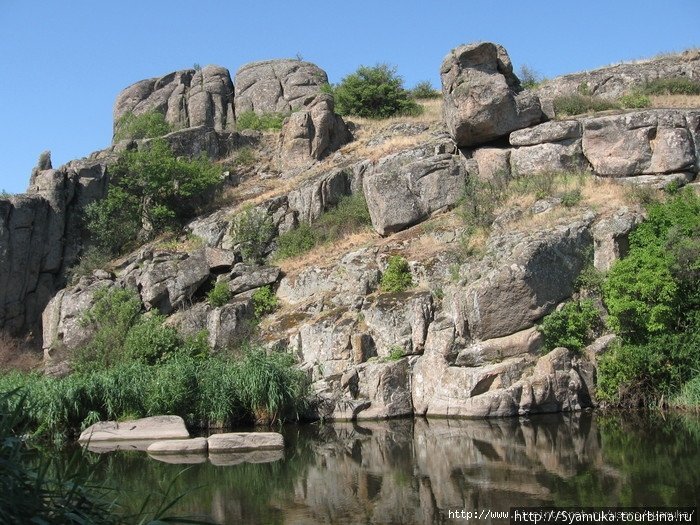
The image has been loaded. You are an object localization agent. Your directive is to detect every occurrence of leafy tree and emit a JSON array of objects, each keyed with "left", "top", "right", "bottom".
[
  {"left": 334, "top": 64, "right": 420, "bottom": 118},
  {"left": 85, "top": 139, "right": 220, "bottom": 254},
  {"left": 410, "top": 81, "right": 440, "bottom": 99},
  {"left": 230, "top": 206, "right": 275, "bottom": 264},
  {"left": 538, "top": 299, "right": 601, "bottom": 352}
]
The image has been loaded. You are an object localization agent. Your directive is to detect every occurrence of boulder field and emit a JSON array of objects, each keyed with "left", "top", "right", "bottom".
[{"left": 3, "top": 43, "right": 700, "bottom": 419}]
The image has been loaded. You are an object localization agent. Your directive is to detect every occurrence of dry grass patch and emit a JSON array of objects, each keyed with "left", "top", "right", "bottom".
[
  {"left": 649, "top": 94, "right": 700, "bottom": 109},
  {"left": 276, "top": 230, "right": 376, "bottom": 276}
]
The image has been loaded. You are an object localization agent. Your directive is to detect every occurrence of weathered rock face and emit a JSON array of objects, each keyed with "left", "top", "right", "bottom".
[
  {"left": 1, "top": 161, "right": 109, "bottom": 337},
  {"left": 113, "top": 66, "right": 235, "bottom": 138},
  {"left": 536, "top": 49, "right": 700, "bottom": 117},
  {"left": 278, "top": 94, "right": 352, "bottom": 169},
  {"left": 234, "top": 59, "right": 327, "bottom": 116},
  {"left": 207, "top": 432, "right": 284, "bottom": 452},
  {"left": 592, "top": 208, "right": 644, "bottom": 271},
  {"left": 363, "top": 144, "right": 467, "bottom": 236},
  {"left": 447, "top": 216, "right": 594, "bottom": 341},
  {"left": 582, "top": 110, "right": 698, "bottom": 176},
  {"left": 441, "top": 42, "right": 543, "bottom": 147}
]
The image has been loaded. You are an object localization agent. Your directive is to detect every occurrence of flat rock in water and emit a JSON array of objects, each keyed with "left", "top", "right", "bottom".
[
  {"left": 78, "top": 415, "right": 190, "bottom": 443},
  {"left": 147, "top": 437, "right": 208, "bottom": 455},
  {"left": 148, "top": 453, "right": 208, "bottom": 465},
  {"left": 207, "top": 432, "right": 284, "bottom": 453},
  {"left": 209, "top": 449, "right": 284, "bottom": 466}
]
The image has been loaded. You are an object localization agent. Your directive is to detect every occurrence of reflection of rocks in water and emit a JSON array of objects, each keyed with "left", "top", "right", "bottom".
[{"left": 289, "top": 414, "right": 611, "bottom": 524}]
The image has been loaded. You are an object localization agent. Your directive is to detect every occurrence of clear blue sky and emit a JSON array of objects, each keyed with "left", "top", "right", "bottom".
[{"left": 1, "top": 0, "right": 698, "bottom": 194}]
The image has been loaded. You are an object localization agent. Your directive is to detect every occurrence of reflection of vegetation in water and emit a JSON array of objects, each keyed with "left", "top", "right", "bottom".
[
  {"left": 91, "top": 427, "right": 315, "bottom": 525},
  {"left": 550, "top": 413, "right": 700, "bottom": 507}
]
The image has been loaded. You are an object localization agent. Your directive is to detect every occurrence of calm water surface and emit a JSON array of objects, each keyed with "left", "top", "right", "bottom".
[{"left": 85, "top": 412, "right": 700, "bottom": 524}]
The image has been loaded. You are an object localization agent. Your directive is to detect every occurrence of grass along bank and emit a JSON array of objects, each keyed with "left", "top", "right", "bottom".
[{"left": 0, "top": 287, "right": 310, "bottom": 441}]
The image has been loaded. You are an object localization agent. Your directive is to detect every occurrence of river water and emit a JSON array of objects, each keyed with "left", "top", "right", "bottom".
[{"left": 86, "top": 411, "right": 700, "bottom": 524}]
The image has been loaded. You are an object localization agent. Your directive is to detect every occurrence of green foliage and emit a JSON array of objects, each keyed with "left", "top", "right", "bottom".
[
  {"left": 252, "top": 286, "right": 278, "bottom": 319},
  {"left": 114, "top": 110, "right": 171, "bottom": 141},
  {"left": 458, "top": 171, "right": 510, "bottom": 230},
  {"left": 86, "top": 139, "right": 220, "bottom": 255},
  {"left": 380, "top": 256, "right": 413, "bottom": 293},
  {"left": 388, "top": 346, "right": 404, "bottom": 361},
  {"left": 231, "top": 146, "right": 255, "bottom": 166},
  {"left": 236, "top": 111, "right": 287, "bottom": 131},
  {"left": 599, "top": 190, "right": 700, "bottom": 406},
  {"left": 122, "top": 315, "right": 182, "bottom": 365},
  {"left": 673, "top": 374, "right": 700, "bottom": 408},
  {"left": 553, "top": 94, "right": 619, "bottom": 116},
  {"left": 538, "top": 299, "right": 601, "bottom": 352},
  {"left": 275, "top": 222, "right": 316, "bottom": 260},
  {"left": 410, "top": 81, "right": 440, "bottom": 99},
  {"left": 598, "top": 331, "right": 700, "bottom": 406},
  {"left": 234, "top": 348, "right": 309, "bottom": 423},
  {"left": 230, "top": 206, "right": 275, "bottom": 264},
  {"left": 66, "top": 247, "right": 111, "bottom": 285},
  {"left": 0, "top": 189, "right": 12, "bottom": 198},
  {"left": 73, "top": 288, "right": 142, "bottom": 372},
  {"left": 642, "top": 77, "right": 700, "bottom": 96},
  {"left": 207, "top": 281, "right": 232, "bottom": 308},
  {"left": 274, "top": 193, "right": 371, "bottom": 260},
  {"left": 603, "top": 190, "right": 700, "bottom": 340},
  {"left": 334, "top": 64, "right": 421, "bottom": 118},
  {"left": 561, "top": 188, "right": 582, "bottom": 207},
  {"left": 619, "top": 91, "right": 651, "bottom": 109}
]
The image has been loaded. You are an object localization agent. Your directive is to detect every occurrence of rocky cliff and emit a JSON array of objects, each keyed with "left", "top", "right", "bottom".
[{"left": 4, "top": 44, "right": 700, "bottom": 419}]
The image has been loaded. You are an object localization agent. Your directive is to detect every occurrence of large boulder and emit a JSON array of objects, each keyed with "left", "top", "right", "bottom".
[
  {"left": 278, "top": 94, "right": 352, "bottom": 169},
  {"left": 446, "top": 215, "right": 594, "bottom": 341},
  {"left": 113, "top": 66, "right": 235, "bottom": 138},
  {"left": 363, "top": 145, "right": 467, "bottom": 236},
  {"left": 441, "top": 42, "right": 543, "bottom": 147},
  {"left": 582, "top": 110, "right": 698, "bottom": 176},
  {"left": 234, "top": 59, "right": 327, "bottom": 116}
]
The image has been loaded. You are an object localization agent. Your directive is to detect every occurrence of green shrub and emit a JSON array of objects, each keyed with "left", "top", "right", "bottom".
[
  {"left": 113, "top": 110, "right": 171, "bottom": 141},
  {"left": 598, "top": 190, "right": 700, "bottom": 406},
  {"left": 230, "top": 206, "right": 275, "bottom": 264},
  {"left": 458, "top": 172, "right": 510, "bottom": 230},
  {"left": 553, "top": 94, "right": 619, "bottom": 116},
  {"left": 275, "top": 222, "right": 316, "bottom": 260},
  {"left": 86, "top": 139, "right": 220, "bottom": 255},
  {"left": 334, "top": 64, "right": 421, "bottom": 118},
  {"left": 252, "top": 285, "right": 278, "bottom": 319},
  {"left": 598, "top": 331, "right": 700, "bottom": 406},
  {"left": 642, "top": 77, "right": 700, "bottom": 96},
  {"left": 603, "top": 190, "right": 700, "bottom": 340},
  {"left": 207, "top": 281, "right": 232, "bottom": 307},
  {"left": 231, "top": 146, "right": 255, "bottom": 166},
  {"left": 380, "top": 256, "right": 413, "bottom": 293},
  {"left": 122, "top": 315, "right": 182, "bottom": 365},
  {"left": 410, "top": 81, "right": 440, "bottom": 99},
  {"left": 66, "top": 247, "right": 111, "bottom": 284},
  {"left": 236, "top": 111, "right": 287, "bottom": 131},
  {"left": 538, "top": 299, "right": 602, "bottom": 352},
  {"left": 619, "top": 91, "right": 651, "bottom": 109},
  {"left": 274, "top": 193, "right": 371, "bottom": 261},
  {"left": 561, "top": 189, "right": 583, "bottom": 207},
  {"left": 72, "top": 288, "right": 143, "bottom": 372},
  {"left": 0, "top": 189, "right": 12, "bottom": 198}
]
